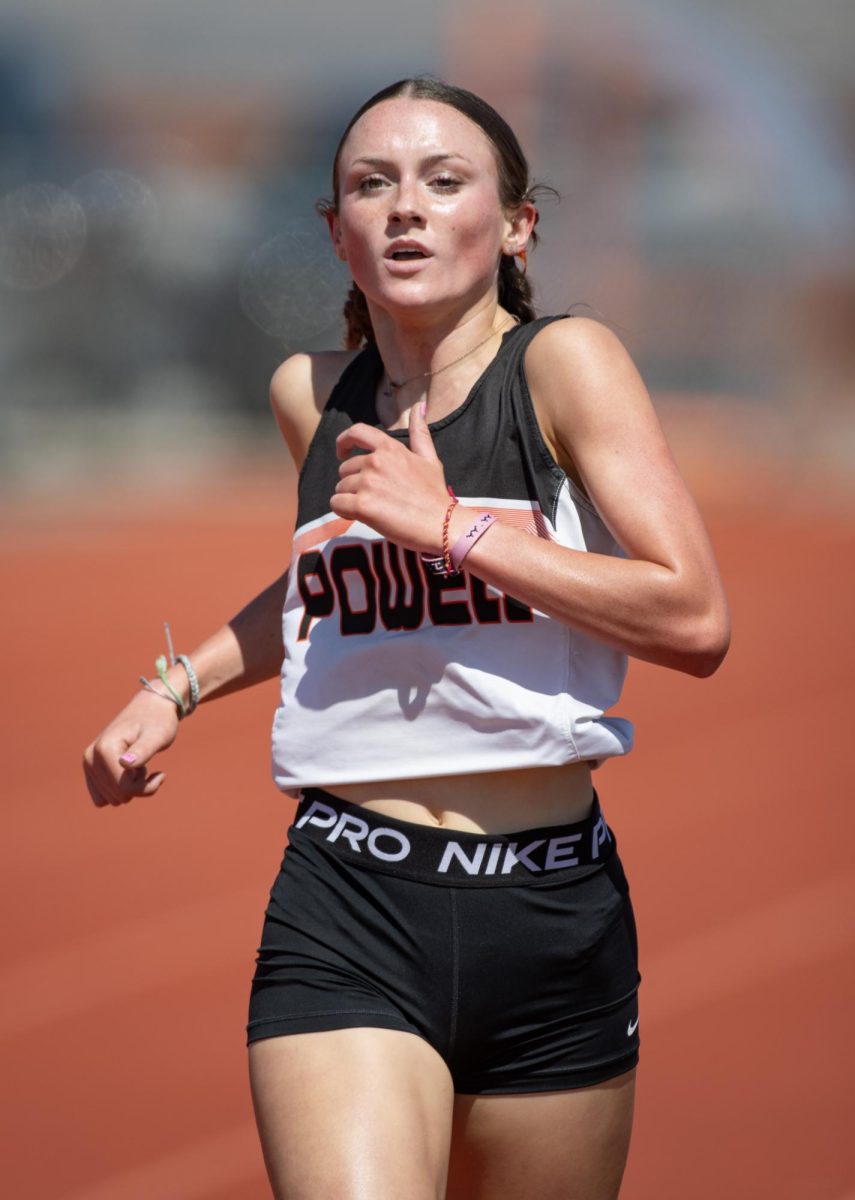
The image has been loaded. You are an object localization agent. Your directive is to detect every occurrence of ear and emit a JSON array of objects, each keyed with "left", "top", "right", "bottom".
[
  {"left": 501, "top": 199, "right": 537, "bottom": 259},
  {"left": 325, "top": 210, "right": 347, "bottom": 262}
]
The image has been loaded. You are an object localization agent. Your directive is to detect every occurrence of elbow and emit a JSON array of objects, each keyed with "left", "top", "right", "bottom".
[
  {"left": 678, "top": 607, "right": 731, "bottom": 679},
  {"left": 685, "top": 641, "right": 729, "bottom": 679}
]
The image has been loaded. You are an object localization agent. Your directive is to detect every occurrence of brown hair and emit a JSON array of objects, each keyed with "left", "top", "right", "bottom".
[{"left": 317, "top": 77, "right": 556, "bottom": 349}]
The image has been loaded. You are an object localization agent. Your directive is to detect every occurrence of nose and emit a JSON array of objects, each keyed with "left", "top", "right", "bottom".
[{"left": 387, "top": 178, "right": 424, "bottom": 226}]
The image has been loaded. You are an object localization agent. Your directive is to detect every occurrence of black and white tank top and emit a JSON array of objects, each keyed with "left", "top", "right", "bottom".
[{"left": 271, "top": 315, "right": 633, "bottom": 793}]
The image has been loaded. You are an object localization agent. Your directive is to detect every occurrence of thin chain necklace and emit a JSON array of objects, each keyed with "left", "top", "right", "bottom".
[{"left": 381, "top": 316, "right": 516, "bottom": 398}]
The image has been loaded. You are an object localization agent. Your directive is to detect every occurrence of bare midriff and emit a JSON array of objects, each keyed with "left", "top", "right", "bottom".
[{"left": 327, "top": 759, "right": 596, "bottom": 834}]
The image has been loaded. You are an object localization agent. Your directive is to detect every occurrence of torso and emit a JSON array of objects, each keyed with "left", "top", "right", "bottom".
[
  {"left": 328, "top": 763, "right": 594, "bottom": 833},
  {"left": 271, "top": 320, "right": 597, "bottom": 834}
]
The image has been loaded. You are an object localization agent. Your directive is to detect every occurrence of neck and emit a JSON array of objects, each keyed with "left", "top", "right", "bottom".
[
  {"left": 369, "top": 300, "right": 512, "bottom": 424},
  {"left": 372, "top": 297, "right": 501, "bottom": 378}
]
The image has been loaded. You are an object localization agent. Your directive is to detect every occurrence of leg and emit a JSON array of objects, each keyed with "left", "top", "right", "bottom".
[
  {"left": 446, "top": 1068, "right": 636, "bottom": 1200},
  {"left": 248, "top": 1027, "right": 455, "bottom": 1200}
]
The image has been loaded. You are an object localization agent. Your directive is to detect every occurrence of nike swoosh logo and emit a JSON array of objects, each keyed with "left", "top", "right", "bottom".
[{"left": 627, "top": 1016, "right": 640, "bottom": 1036}]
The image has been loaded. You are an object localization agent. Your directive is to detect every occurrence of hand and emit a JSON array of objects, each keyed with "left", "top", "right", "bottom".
[
  {"left": 331, "top": 401, "right": 451, "bottom": 554},
  {"left": 83, "top": 688, "right": 181, "bottom": 808}
]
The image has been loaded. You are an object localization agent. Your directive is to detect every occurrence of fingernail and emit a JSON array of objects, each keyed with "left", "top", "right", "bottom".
[
  {"left": 420, "top": 401, "right": 427, "bottom": 418},
  {"left": 120, "top": 753, "right": 137, "bottom": 765}
]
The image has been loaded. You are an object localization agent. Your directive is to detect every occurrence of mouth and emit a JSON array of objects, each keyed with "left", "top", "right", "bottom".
[{"left": 385, "top": 241, "right": 432, "bottom": 261}]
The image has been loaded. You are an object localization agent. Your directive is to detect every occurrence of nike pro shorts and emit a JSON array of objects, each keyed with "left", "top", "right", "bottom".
[{"left": 246, "top": 787, "right": 641, "bottom": 1094}]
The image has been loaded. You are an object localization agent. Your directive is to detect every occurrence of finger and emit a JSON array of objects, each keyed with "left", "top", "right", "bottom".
[
  {"left": 408, "top": 399, "right": 439, "bottom": 462},
  {"left": 84, "top": 768, "right": 110, "bottom": 808},
  {"left": 337, "top": 455, "right": 365, "bottom": 480},
  {"left": 89, "top": 760, "right": 164, "bottom": 806},
  {"left": 117, "top": 724, "right": 174, "bottom": 771},
  {"left": 86, "top": 762, "right": 141, "bottom": 808},
  {"left": 329, "top": 491, "right": 359, "bottom": 519},
  {"left": 84, "top": 748, "right": 125, "bottom": 808},
  {"left": 87, "top": 726, "right": 173, "bottom": 806},
  {"left": 116, "top": 762, "right": 154, "bottom": 798},
  {"left": 107, "top": 764, "right": 166, "bottom": 805},
  {"left": 336, "top": 423, "right": 389, "bottom": 459},
  {"left": 139, "top": 771, "right": 166, "bottom": 798}
]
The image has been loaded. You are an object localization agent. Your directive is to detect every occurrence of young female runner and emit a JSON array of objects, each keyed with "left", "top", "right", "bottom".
[{"left": 84, "top": 78, "right": 730, "bottom": 1200}]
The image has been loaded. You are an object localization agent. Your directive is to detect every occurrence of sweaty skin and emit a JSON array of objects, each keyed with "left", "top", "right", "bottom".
[
  {"left": 85, "top": 97, "right": 729, "bottom": 838},
  {"left": 85, "top": 90, "right": 727, "bottom": 1200}
]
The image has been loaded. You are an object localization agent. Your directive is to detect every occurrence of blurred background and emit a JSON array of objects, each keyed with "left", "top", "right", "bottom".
[
  {"left": 1, "top": 2, "right": 853, "bottom": 1198},
  {"left": 1, "top": 0, "right": 853, "bottom": 503}
]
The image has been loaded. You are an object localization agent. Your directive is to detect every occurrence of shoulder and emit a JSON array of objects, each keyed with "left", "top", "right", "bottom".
[
  {"left": 270, "top": 349, "right": 360, "bottom": 471},
  {"left": 523, "top": 316, "right": 651, "bottom": 453},
  {"left": 524, "top": 316, "right": 639, "bottom": 401},
  {"left": 269, "top": 349, "right": 361, "bottom": 417}
]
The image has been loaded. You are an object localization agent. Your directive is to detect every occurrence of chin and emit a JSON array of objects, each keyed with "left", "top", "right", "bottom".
[
  {"left": 367, "top": 284, "right": 453, "bottom": 317},
  {"left": 364, "top": 277, "right": 492, "bottom": 321}
]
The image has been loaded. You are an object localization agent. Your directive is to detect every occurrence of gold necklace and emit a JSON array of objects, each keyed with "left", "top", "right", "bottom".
[{"left": 381, "top": 317, "right": 516, "bottom": 398}]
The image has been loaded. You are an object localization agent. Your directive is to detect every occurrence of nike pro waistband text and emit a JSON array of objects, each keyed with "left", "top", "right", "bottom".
[{"left": 291, "top": 787, "right": 614, "bottom": 886}]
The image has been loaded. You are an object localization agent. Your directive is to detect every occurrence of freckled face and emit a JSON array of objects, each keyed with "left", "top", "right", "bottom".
[{"left": 330, "top": 97, "right": 514, "bottom": 315}]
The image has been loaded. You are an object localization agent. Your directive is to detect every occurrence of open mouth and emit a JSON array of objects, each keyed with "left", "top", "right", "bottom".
[{"left": 386, "top": 242, "right": 431, "bottom": 261}]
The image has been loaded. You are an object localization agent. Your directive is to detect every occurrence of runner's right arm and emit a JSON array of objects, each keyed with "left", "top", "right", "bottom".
[
  {"left": 83, "top": 571, "right": 288, "bottom": 807},
  {"left": 83, "top": 350, "right": 341, "bottom": 808}
]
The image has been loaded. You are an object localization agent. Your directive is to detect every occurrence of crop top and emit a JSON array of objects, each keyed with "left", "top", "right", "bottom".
[{"left": 270, "top": 314, "right": 634, "bottom": 794}]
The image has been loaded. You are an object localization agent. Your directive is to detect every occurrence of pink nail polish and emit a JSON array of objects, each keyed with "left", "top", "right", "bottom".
[
  {"left": 420, "top": 401, "right": 427, "bottom": 418},
  {"left": 120, "top": 753, "right": 137, "bottom": 765}
]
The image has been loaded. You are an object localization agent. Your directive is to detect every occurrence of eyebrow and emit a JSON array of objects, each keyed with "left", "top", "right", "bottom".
[{"left": 348, "top": 153, "right": 472, "bottom": 171}]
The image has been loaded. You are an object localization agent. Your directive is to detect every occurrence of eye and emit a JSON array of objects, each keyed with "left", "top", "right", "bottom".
[
  {"left": 430, "top": 174, "right": 461, "bottom": 191},
  {"left": 358, "top": 174, "right": 389, "bottom": 192}
]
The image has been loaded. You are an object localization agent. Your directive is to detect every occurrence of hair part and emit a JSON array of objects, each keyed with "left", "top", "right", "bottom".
[{"left": 317, "top": 77, "right": 557, "bottom": 349}]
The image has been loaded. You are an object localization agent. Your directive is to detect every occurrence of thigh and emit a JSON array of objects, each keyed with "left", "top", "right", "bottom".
[
  {"left": 446, "top": 1068, "right": 636, "bottom": 1200},
  {"left": 248, "top": 1027, "right": 455, "bottom": 1200}
]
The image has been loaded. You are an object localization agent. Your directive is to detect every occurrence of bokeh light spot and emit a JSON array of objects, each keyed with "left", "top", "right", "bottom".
[{"left": 0, "top": 183, "right": 86, "bottom": 290}]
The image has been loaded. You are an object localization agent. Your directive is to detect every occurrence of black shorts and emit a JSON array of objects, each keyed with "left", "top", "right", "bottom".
[{"left": 246, "top": 788, "right": 640, "bottom": 1094}]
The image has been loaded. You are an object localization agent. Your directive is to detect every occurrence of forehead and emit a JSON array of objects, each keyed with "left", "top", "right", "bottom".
[{"left": 339, "top": 97, "right": 498, "bottom": 168}]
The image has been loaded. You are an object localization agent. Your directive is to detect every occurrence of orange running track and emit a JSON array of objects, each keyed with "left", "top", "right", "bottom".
[{"left": 1, "top": 470, "right": 853, "bottom": 1199}]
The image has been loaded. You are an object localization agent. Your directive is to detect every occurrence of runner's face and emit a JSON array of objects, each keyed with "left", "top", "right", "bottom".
[{"left": 330, "top": 97, "right": 515, "bottom": 317}]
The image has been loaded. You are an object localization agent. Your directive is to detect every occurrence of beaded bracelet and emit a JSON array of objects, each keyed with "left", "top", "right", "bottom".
[{"left": 176, "top": 654, "right": 200, "bottom": 715}]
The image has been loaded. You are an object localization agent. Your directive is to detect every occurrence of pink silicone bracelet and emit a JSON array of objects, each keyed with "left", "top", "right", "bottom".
[{"left": 450, "top": 512, "right": 497, "bottom": 572}]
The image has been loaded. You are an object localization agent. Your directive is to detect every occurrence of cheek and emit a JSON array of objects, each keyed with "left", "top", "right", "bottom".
[
  {"left": 337, "top": 217, "right": 378, "bottom": 274},
  {"left": 449, "top": 212, "right": 504, "bottom": 267},
  {"left": 442, "top": 193, "right": 505, "bottom": 258}
]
